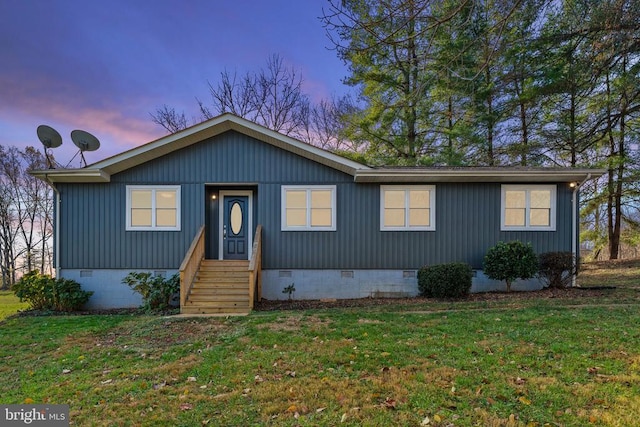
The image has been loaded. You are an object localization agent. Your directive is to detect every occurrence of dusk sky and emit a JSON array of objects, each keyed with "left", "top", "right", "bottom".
[{"left": 0, "top": 0, "right": 349, "bottom": 166}]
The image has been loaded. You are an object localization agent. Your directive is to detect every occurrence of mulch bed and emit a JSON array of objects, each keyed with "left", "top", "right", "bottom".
[
  {"left": 10, "top": 287, "right": 615, "bottom": 317},
  {"left": 254, "top": 286, "right": 614, "bottom": 312}
]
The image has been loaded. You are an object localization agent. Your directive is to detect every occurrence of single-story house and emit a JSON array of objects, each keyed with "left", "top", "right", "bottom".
[{"left": 31, "top": 114, "right": 605, "bottom": 314}]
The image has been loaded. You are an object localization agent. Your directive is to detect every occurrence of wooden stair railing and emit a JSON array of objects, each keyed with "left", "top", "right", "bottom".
[
  {"left": 248, "top": 225, "right": 262, "bottom": 309},
  {"left": 179, "top": 225, "right": 205, "bottom": 311}
]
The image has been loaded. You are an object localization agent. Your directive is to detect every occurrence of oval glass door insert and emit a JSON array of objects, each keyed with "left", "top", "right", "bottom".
[{"left": 230, "top": 202, "right": 242, "bottom": 235}]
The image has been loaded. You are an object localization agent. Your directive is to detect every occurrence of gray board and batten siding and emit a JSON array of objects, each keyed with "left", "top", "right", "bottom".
[{"left": 57, "top": 129, "right": 573, "bottom": 273}]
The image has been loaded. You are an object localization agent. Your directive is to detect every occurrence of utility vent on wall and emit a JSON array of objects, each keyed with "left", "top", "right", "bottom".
[
  {"left": 403, "top": 271, "right": 416, "bottom": 278},
  {"left": 341, "top": 271, "right": 354, "bottom": 278},
  {"left": 279, "top": 271, "right": 292, "bottom": 278},
  {"left": 80, "top": 270, "right": 93, "bottom": 277}
]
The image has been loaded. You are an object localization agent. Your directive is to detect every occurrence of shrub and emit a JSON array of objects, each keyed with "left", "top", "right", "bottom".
[
  {"left": 483, "top": 241, "right": 538, "bottom": 292},
  {"left": 122, "top": 272, "right": 180, "bottom": 312},
  {"left": 417, "top": 262, "right": 473, "bottom": 298},
  {"left": 538, "top": 251, "right": 576, "bottom": 288},
  {"left": 13, "top": 271, "right": 93, "bottom": 311}
]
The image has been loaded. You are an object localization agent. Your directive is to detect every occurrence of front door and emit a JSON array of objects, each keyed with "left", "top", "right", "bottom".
[{"left": 221, "top": 194, "right": 250, "bottom": 260}]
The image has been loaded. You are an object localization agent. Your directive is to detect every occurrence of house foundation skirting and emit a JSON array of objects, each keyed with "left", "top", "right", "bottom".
[
  {"left": 60, "top": 268, "right": 545, "bottom": 309},
  {"left": 261, "top": 269, "right": 545, "bottom": 301},
  {"left": 60, "top": 268, "right": 178, "bottom": 309}
]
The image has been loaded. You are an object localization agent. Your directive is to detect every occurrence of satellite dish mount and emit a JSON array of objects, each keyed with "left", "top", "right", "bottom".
[{"left": 70, "top": 130, "right": 101, "bottom": 167}]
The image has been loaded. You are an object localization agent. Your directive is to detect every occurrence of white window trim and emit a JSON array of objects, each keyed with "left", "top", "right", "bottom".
[
  {"left": 380, "top": 185, "right": 436, "bottom": 231},
  {"left": 500, "top": 184, "right": 556, "bottom": 231},
  {"left": 281, "top": 185, "right": 337, "bottom": 231},
  {"left": 126, "top": 185, "right": 181, "bottom": 231}
]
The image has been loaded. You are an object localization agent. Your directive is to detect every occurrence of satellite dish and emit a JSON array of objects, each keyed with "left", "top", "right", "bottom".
[
  {"left": 70, "top": 130, "right": 100, "bottom": 167},
  {"left": 36, "top": 125, "right": 62, "bottom": 168},
  {"left": 37, "top": 125, "right": 62, "bottom": 148},
  {"left": 71, "top": 130, "right": 100, "bottom": 152}
]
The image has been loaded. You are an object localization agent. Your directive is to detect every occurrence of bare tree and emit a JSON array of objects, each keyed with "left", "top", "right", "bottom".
[
  {"left": 0, "top": 145, "right": 53, "bottom": 278},
  {"left": 150, "top": 105, "right": 189, "bottom": 133},
  {"left": 0, "top": 158, "right": 18, "bottom": 289},
  {"left": 151, "top": 54, "right": 328, "bottom": 144}
]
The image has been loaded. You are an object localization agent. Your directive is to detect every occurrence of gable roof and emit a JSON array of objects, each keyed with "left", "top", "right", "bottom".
[
  {"left": 31, "top": 113, "right": 371, "bottom": 183},
  {"left": 31, "top": 113, "right": 605, "bottom": 184}
]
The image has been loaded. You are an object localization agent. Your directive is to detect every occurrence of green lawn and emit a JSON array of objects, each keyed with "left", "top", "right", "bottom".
[
  {"left": 0, "top": 290, "right": 28, "bottom": 320},
  {"left": 0, "top": 261, "right": 639, "bottom": 426}
]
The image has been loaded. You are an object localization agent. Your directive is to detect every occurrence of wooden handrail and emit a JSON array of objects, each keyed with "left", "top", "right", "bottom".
[
  {"left": 248, "top": 225, "right": 263, "bottom": 309},
  {"left": 179, "top": 225, "right": 205, "bottom": 310}
]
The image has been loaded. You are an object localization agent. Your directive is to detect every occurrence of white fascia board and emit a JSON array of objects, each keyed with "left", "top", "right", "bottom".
[
  {"left": 354, "top": 168, "right": 607, "bottom": 183},
  {"left": 29, "top": 168, "right": 110, "bottom": 183}
]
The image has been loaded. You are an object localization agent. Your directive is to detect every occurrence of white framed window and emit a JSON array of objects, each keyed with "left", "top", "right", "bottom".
[
  {"left": 501, "top": 185, "right": 556, "bottom": 231},
  {"left": 380, "top": 185, "right": 435, "bottom": 231},
  {"left": 281, "top": 185, "right": 336, "bottom": 231},
  {"left": 126, "top": 185, "right": 181, "bottom": 231}
]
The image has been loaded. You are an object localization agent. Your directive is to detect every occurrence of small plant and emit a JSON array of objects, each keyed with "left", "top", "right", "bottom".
[
  {"left": 122, "top": 272, "right": 180, "bottom": 312},
  {"left": 484, "top": 241, "right": 538, "bottom": 292},
  {"left": 282, "top": 283, "right": 296, "bottom": 300},
  {"left": 538, "top": 251, "right": 576, "bottom": 288},
  {"left": 13, "top": 271, "right": 93, "bottom": 311},
  {"left": 417, "top": 263, "right": 473, "bottom": 298}
]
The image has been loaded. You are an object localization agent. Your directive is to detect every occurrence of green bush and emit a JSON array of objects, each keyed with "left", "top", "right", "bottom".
[
  {"left": 483, "top": 241, "right": 538, "bottom": 292},
  {"left": 417, "top": 262, "right": 473, "bottom": 298},
  {"left": 13, "top": 271, "right": 93, "bottom": 311},
  {"left": 122, "top": 272, "right": 180, "bottom": 312},
  {"left": 538, "top": 251, "right": 576, "bottom": 288}
]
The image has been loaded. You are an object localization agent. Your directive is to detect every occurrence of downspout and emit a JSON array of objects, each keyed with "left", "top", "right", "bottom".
[
  {"left": 571, "top": 173, "right": 591, "bottom": 287},
  {"left": 43, "top": 174, "right": 60, "bottom": 276}
]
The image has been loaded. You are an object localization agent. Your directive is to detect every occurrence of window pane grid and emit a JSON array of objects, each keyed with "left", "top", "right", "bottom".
[
  {"left": 128, "top": 187, "right": 180, "bottom": 230},
  {"left": 502, "top": 185, "right": 554, "bottom": 230},
  {"left": 283, "top": 187, "right": 335, "bottom": 230},
  {"left": 381, "top": 187, "right": 434, "bottom": 230}
]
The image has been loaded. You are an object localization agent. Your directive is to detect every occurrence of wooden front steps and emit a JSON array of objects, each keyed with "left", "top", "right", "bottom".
[{"left": 182, "top": 260, "right": 250, "bottom": 315}]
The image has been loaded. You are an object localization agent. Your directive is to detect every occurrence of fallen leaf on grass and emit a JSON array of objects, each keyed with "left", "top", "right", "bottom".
[
  {"left": 421, "top": 416, "right": 430, "bottom": 425},
  {"left": 341, "top": 413, "right": 348, "bottom": 423},
  {"left": 316, "top": 407, "right": 326, "bottom": 413},
  {"left": 434, "top": 414, "right": 442, "bottom": 422},
  {"left": 382, "top": 397, "right": 397, "bottom": 409},
  {"left": 518, "top": 396, "right": 532, "bottom": 405},
  {"left": 187, "top": 376, "right": 197, "bottom": 382},
  {"left": 287, "top": 405, "right": 297, "bottom": 413},
  {"left": 100, "top": 379, "right": 113, "bottom": 385},
  {"left": 24, "top": 398, "right": 34, "bottom": 404},
  {"left": 62, "top": 369, "right": 71, "bottom": 374},
  {"left": 180, "top": 403, "right": 193, "bottom": 411}
]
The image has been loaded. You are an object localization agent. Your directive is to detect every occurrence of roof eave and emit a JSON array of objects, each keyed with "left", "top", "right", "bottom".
[
  {"left": 30, "top": 168, "right": 110, "bottom": 183},
  {"left": 353, "top": 169, "right": 607, "bottom": 183}
]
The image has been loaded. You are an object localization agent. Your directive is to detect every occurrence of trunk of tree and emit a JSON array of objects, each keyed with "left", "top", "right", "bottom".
[
  {"left": 485, "top": 65, "right": 495, "bottom": 166},
  {"left": 519, "top": 100, "right": 528, "bottom": 166}
]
